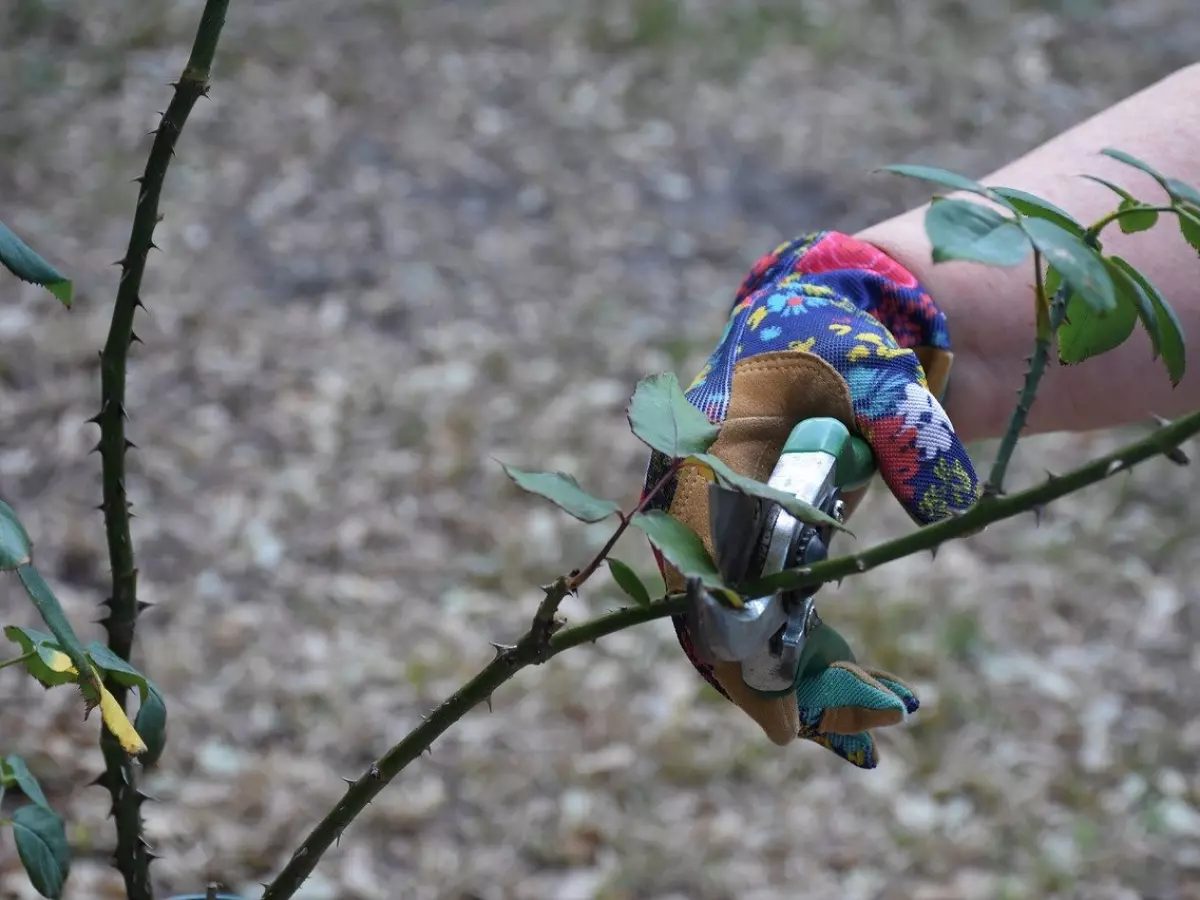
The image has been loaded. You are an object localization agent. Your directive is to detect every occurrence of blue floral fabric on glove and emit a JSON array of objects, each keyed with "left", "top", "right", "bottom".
[{"left": 686, "top": 231, "right": 980, "bottom": 526}]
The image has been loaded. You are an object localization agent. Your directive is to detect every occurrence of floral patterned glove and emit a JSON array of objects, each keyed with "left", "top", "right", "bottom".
[{"left": 640, "top": 231, "right": 982, "bottom": 768}]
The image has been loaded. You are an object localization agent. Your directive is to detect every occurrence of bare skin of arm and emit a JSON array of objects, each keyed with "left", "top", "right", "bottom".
[{"left": 857, "top": 62, "right": 1200, "bottom": 446}]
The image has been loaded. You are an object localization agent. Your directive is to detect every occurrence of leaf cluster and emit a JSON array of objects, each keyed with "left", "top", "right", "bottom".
[{"left": 880, "top": 148, "right": 1195, "bottom": 385}]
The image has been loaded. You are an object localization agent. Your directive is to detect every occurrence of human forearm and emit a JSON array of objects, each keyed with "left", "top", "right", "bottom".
[{"left": 857, "top": 62, "right": 1200, "bottom": 445}]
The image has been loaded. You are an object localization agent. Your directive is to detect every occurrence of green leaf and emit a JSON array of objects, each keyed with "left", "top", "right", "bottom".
[
  {"left": 629, "top": 510, "right": 726, "bottom": 590},
  {"left": 134, "top": 684, "right": 168, "bottom": 766},
  {"left": 1110, "top": 259, "right": 1186, "bottom": 385},
  {"left": 990, "top": 187, "right": 1085, "bottom": 235},
  {"left": 1057, "top": 283, "right": 1137, "bottom": 365},
  {"left": 2, "top": 627, "right": 76, "bottom": 688},
  {"left": 1, "top": 756, "right": 51, "bottom": 810},
  {"left": 692, "top": 453, "right": 847, "bottom": 532},
  {"left": 1024, "top": 218, "right": 1116, "bottom": 312},
  {"left": 1116, "top": 199, "right": 1159, "bottom": 234},
  {"left": 1166, "top": 178, "right": 1200, "bottom": 209},
  {"left": 498, "top": 465, "right": 620, "bottom": 523},
  {"left": 1080, "top": 174, "right": 1137, "bottom": 203},
  {"left": 606, "top": 558, "right": 653, "bottom": 607},
  {"left": 12, "top": 803, "right": 70, "bottom": 899},
  {"left": 626, "top": 372, "right": 721, "bottom": 458},
  {"left": 1105, "top": 256, "right": 1161, "bottom": 352},
  {"left": 876, "top": 164, "right": 995, "bottom": 199},
  {"left": 1101, "top": 148, "right": 1169, "bottom": 189},
  {"left": 923, "top": 198, "right": 1030, "bottom": 267},
  {"left": 0, "top": 499, "right": 33, "bottom": 569},
  {"left": 14, "top": 565, "right": 100, "bottom": 705},
  {"left": 0, "top": 222, "right": 73, "bottom": 309},
  {"left": 1177, "top": 208, "right": 1200, "bottom": 254}
]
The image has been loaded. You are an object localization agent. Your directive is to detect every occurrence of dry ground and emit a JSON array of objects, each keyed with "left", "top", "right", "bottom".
[{"left": 2, "top": 1, "right": 1199, "bottom": 898}]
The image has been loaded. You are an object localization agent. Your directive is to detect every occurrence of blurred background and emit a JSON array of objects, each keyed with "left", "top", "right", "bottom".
[{"left": 1, "top": 1, "right": 1198, "bottom": 898}]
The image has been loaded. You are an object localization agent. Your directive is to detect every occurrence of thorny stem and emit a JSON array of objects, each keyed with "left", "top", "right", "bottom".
[
  {"left": 748, "top": 406, "right": 1199, "bottom": 595},
  {"left": 93, "top": 1, "right": 230, "bottom": 897},
  {"left": 262, "top": 408, "right": 1199, "bottom": 900},
  {"left": 529, "top": 458, "right": 683, "bottom": 653},
  {"left": 985, "top": 250, "right": 1069, "bottom": 495}
]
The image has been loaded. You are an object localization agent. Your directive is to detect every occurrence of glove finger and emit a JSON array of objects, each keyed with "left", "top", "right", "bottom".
[
  {"left": 851, "top": 358, "right": 981, "bottom": 526},
  {"left": 795, "top": 662, "right": 908, "bottom": 736},
  {"left": 859, "top": 667, "right": 921, "bottom": 716},
  {"left": 798, "top": 725, "right": 880, "bottom": 770}
]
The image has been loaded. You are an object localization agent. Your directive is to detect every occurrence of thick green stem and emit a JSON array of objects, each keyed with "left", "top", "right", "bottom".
[
  {"left": 749, "top": 405, "right": 1199, "bottom": 595},
  {"left": 984, "top": 251, "right": 1070, "bottom": 496},
  {"left": 261, "top": 407, "right": 1199, "bottom": 900},
  {"left": 93, "top": 1, "right": 230, "bottom": 897}
]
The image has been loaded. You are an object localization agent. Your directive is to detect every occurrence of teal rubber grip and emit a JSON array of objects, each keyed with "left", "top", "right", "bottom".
[{"left": 779, "top": 417, "right": 875, "bottom": 492}]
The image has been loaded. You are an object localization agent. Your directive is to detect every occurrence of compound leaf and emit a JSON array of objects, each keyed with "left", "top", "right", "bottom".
[
  {"left": 924, "top": 198, "right": 1030, "bottom": 267},
  {"left": 1110, "top": 260, "right": 1186, "bottom": 385},
  {"left": 1116, "top": 199, "right": 1159, "bottom": 234},
  {"left": 0, "top": 221, "right": 73, "bottom": 309},
  {"left": 626, "top": 373, "right": 720, "bottom": 458},
  {"left": 876, "top": 164, "right": 994, "bottom": 199},
  {"left": 1105, "top": 256, "right": 1161, "bottom": 351},
  {"left": 1057, "top": 280, "right": 1137, "bottom": 365},
  {"left": 630, "top": 510, "right": 726, "bottom": 591},
  {"left": 1177, "top": 208, "right": 1200, "bottom": 254},
  {"left": 990, "top": 186, "right": 1085, "bottom": 235},
  {"left": 14, "top": 564, "right": 99, "bottom": 706},
  {"left": 12, "top": 803, "right": 70, "bottom": 899},
  {"left": 1080, "top": 174, "right": 1137, "bottom": 203},
  {"left": 606, "top": 558, "right": 653, "bottom": 607},
  {"left": 692, "top": 454, "right": 846, "bottom": 532},
  {"left": 1101, "top": 148, "right": 1169, "bottom": 189},
  {"left": 1, "top": 755, "right": 51, "bottom": 810},
  {"left": 1165, "top": 178, "right": 1200, "bottom": 209},
  {"left": 1025, "top": 218, "right": 1116, "bottom": 312},
  {"left": 134, "top": 684, "right": 168, "bottom": 766},
  {"left": 499, "top": 466, "right": 620, "bottom": 523},
  {"left": 3, "top": 627, "right": 77, "bottom": 688},
  {"left": 0, "top": 499, "right": 33, "bottom": 569}
]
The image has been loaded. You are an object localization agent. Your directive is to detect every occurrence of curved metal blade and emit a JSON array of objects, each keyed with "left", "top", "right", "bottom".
[{"left": 707, "top": 482, "right": 765, "bottom": 584}]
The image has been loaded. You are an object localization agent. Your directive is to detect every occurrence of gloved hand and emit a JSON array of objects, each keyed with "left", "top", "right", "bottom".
[{"left": 639, "top": 231, "right": 981, "bottom": 769}]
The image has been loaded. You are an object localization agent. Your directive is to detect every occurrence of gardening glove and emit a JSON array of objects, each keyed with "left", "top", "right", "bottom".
[{"left": 639, "top": 231, "right": 982, "bottom": 768}]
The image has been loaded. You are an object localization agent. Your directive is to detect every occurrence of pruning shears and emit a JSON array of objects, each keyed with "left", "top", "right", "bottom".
[{"left": 683, "top": 417, "right": 876, "bottom": 697}]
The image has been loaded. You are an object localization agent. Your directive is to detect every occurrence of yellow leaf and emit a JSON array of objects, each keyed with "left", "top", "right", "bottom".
[
  {"left": 98, "top": 682, "right": 147, "bottom": 756},
  {"left": 44, "top": 650, "right": 147, "bottom": 755}
]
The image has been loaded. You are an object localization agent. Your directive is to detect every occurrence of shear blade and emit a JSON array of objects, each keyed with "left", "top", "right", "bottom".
[{"left": 707, "top": 482, "right": 765, "bottom": 584}]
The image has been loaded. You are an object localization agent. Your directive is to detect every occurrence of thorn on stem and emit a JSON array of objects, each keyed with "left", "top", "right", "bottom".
[
  {"left": 1032, "top": 504, "right": 1045, "bottom": 526},
  {"left": 1167, "top": 447, "right": 1190, "bottom": 466},
  {"left": 928, "top": 545, "right": 938, "bottom": 561},
  {"left": 1106, "top": 459, "right": 1125, "bottom": 476}
]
